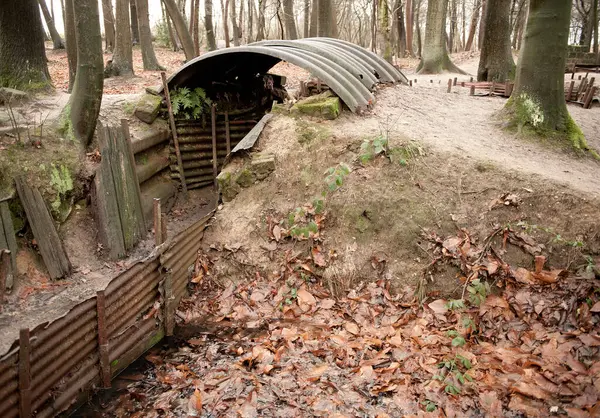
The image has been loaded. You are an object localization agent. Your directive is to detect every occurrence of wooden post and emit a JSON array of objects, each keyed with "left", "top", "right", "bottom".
[
  {"left": 453, "top": 77, "right": 457, "bottom": 86},
  {"left": 447, "top": 79, "right": 452, "bottom": 93},
  {"left": 490, "top": 82, "right": 495, "bottom": 96},
  {"left": 96, "top": 291, "right": 111, "bottom": 388},
  {"left": 317, "top": 79, "right": 322, "bottom": 92},
  {"left": 225, "top": 111, "right": 231, "bottom": 155},
  {"left": 0, "top": 201, "right": 17, "bottom": 289},
  {"left": 160, "top": 72, "right": 188, "bottom": 196},
  {"left": 506, "top": 82, "right": 513, "bottom": 97},
  {"left": 0, "top": 250, "right": 10, "bottom": 309},
  {"left": 470, "top": 77, "right": 474, "bottom": 82},
  {"left": 15, "top": 177, "right": 71, "bottom": 279},
  {"left": 121, "top": 119, "right": 145, "bottom": 227},
  {"left": 414, "top": 79, "right": 417, "bottom": 84},
  {"left": 579, "top": 75, "right": 582, "bottom": 80},
  {"left": 584, "top": 86, "right": 597, "bottom": 109},
  {"left": 409, "top": 80, "right": 413, "bottom": 87},
  {"left": 567, "top": 80, "right": 575, "bottom": 101},
  {"left": 153, "top": 198, "right": 163, "bottom": 246},
  {"left": 164, "top": 274, "right": 174, "bottom": 336},
  {"left": 161, "top": 216, "right": 167, "bottom": 242},
  {"left": 211, "top": 104, "right": 218, "bottom": 188},
  {"left": 470, "top": 85, "right": 475, "bottom": 96},
  {"left": 19, "top": 328, "right": 31, "bottom": 418}
]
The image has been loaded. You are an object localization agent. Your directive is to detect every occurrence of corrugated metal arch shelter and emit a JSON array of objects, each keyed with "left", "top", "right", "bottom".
[{"left": 162, "top": 38, "right": 409, "bottom": 113}]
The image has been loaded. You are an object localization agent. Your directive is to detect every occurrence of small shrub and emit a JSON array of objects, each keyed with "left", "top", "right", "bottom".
[{"left": 170, "top": 87, "right": 212, "bottom": 120}]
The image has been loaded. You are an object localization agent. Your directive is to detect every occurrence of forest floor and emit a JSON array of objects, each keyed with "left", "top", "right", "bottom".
[{"left": 2, "top": 44, "right": 600, "bottom": 416}]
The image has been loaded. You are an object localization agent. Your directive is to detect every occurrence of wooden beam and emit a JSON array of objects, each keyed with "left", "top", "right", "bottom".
[
  {"left": 161, "top": 71, "right": 188, "bottom": 196},
  {"left": 211, "top": 104, "right": 218, "bottom": 188},
  {"left": 19, "top": 328, "right": 31, "bottom": 417},
  {"left": 15, "top": 177, "right": 71, "bottom": 279},
  {"left": 0, "top": 201, "right": 17, "bottom": 288}
]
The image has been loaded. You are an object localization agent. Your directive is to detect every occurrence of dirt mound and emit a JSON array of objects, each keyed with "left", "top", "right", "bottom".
[{"left": 200, "top": 114, "right": 600, "bottom": 298}]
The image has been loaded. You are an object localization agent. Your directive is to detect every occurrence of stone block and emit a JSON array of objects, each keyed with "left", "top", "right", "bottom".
[
  {"left": 217, "top": 170, "right": 241, "bottom": 202},
  {"left": 291, "top": 91, "right": 340, "bottom": 120},
  {"left": 134, "top": 94, "right": 163, "bottom": 124},
  {"left": 250, "top": 153, "right": 275, "bottom": 180}
]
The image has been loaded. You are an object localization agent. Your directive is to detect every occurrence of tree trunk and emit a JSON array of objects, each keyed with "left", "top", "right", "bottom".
[
  {"left": 136, "top": 0, "right": 164, "bottom": 70},
  {"left": 303, "top": 0, "right": 309, "bottom": 37},
  {"left": 416, "top": 0, "right": 465, "bottom": 73},
  {"left": 65, "top": 0, "right": 77, "bottom": 91},
  {"left": 395, "top": 0, "right": 406, "bottom": 58},
  {"left": 163, "top": 0, "right": 196, "bottom": 59},
  {"left": 371, "top": 0, "right": 377, "bottom": 51},
  {"left": 162, "top": 1, "right": 179, "bottom": 51},
  {"left": 257, "top": 0, "right": 266, "bottom": 40},
  {"left": 283, "top": 0, "right": 299, "bottom": 39},
  {"left": 309, "top": 0, "right": 319, "bottom": 37},
  {"left": 318, "top": 0, "right": 337, "bottom": 37},
  {"left": 67, "top": 0, "right": 103, "bottom": 147},
  {"left": 0, "top": 0, "right": 51, "bottom": 91},
  {"left": 230, "top": 0, "right": 241, "bottom": 45},
  {"left": 110, "top": 0, "right": 134, "bottom": 76},
  {"left": 39, "top": 0, "right": 65, "bottom": 49},
  {"left": 248, "top": 0, "right": 254, "bottom": 41},
  {"left": 130, "top": 0, "right": 140, "bottom": 44},
  {"left": 511, "top": 0, "right": 527, "bottom": 50},
  {"left": 477, "top": 0, "right": 515, "bottom": 81},
  {"left": 415, "top": 0, "right": 422, "bottom": 56},
  {"left": 101, "top": 0, "right": 116, "bottom": 52},
  {"left": 448, "top": 0, "right": 457, "bottom": 52},
  {"left": 193, "top": 0, "right": 200, "bottom": 53},
  {"left": 405, "top": 0, "right": 415, "bottom": 56},
  {"left": 506, "top": 0, "right": 592, "bottom": 153},
  {"left": 205, "top": 0, "right": 217, "bottom": 50},
  {"left": 478, "top": 0, "right": 486, "bottom": 49},
  {"left": 377, "top": 0, "right": 392, "bottom": 61},
  {"left": 465, "top": 0, "right": 480, "bottom": 51},
  {"left": 222, "top": 0, "right": 231, "bottom": 46},
  {"left": 593, "top": 0, "right": 599, "bottom": 55}
]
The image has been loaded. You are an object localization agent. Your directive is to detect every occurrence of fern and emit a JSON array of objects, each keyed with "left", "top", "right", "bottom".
[{"left": 169, "top": 87, "right": 212, "bottom": 119}]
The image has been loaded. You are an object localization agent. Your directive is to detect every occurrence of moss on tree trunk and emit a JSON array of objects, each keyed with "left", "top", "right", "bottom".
[
  {"left": 504, "top": 0, "right": 597, "bottom": 157},
  {"left": 416, "top": 0, "right": 466, "bottom": 74},
  {"left": 477, "top": 0, "right": 515, "bottom": 82},
  {"left": 0, "top": 0, "right": 52, "bottom": 91}
]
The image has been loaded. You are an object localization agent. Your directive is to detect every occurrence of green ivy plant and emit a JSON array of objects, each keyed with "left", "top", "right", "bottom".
[{"left": 170, "top": 87, "right": 212, "bottom": 119}]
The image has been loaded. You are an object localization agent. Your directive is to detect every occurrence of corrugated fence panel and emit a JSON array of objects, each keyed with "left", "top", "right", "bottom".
[
  {"left": 0, "top": 202, "right": 216, "bottom": 417},
  {"left": 0, "top": 351, "right": 19, "bottom": 418}
]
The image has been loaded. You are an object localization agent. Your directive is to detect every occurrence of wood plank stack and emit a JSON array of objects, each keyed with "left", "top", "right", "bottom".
[
  {"left": 565, "top": 76, "right": 597, "bottom": 109},
  {"left": 93, "top": 122, "right": 146, "bottom": 259},
  {"left": 14, "top": 178, "right": 72, "bottom": 279}
]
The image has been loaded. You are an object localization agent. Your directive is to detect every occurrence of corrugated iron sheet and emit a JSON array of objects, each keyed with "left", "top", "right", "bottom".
[{"left": 161, "top": 38, "right": 408, "bottom": 113}]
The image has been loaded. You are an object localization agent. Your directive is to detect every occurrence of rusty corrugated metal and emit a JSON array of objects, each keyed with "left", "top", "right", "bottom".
[{"left": 0, "top": 199, "right": 216, "bottom": 418}]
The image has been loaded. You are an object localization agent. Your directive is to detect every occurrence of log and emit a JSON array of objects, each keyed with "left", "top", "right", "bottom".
[
  {"left": 174, "top": 124, "right": 254, "bottom": 135},
  {"left": 173, "top": 142, "right": 242, "bottom": 152},
  {"left": 14, "top": 177, "right": 71, "bottom": 279},
  {"left": 136, "top": 146, "right": 170, "bottom": 184},
  {"left": 584, "top": 86, "right": 597, "bottom": 109},
  {"left": 176, "top": 133, "right": 246, "bottom": 145},
  {"left": 0, "top": 201, "right": 17, "bottom": 288},
  {"left": 130, "top": 128, "right": 170, "bottom": 155}
]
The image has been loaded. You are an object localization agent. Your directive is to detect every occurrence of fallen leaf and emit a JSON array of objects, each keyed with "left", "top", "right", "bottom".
[
  {"left": 312, "top": 246, "right": 327, "bottom": 267},
  {"left": 345, "top": 322, "right": 360, "bottom": 335},
  {"left": 273, "top": 225, "right": 282, "bottom": 242},
  {"left": 297, "top": 288, "right": 317, "bottom": 312},
  {"left": 306, "top": 364, "right": 328, "bottom": 382},
  {"left": 187, "top": 389, "right": 202, "bottom": 416},
  {"left": 428, "top": 299, "right": 448, "bottom": 316}
]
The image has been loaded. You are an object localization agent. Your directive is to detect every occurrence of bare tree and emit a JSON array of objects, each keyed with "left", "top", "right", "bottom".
[
  {"left": 101, "top": 0, "right": 116, "bottom": 51},
  {"left": 109, "top": 0, "right": 134, "bottom": 76},
  {"left": 230, "top": 0, "right": 241, "bottom": 45},
  {"left": 65, "top": 0, "right": 77, "bottom": 91},
  {"left": 136, "top": 0, "right": 164, "bottom": 70},
  {"left": 256, "top": 0, "right": 266, "bottom": 40},
  {"left": 130, "top": 0, "right": 140, "bottom": 44},
  {"left": 38, "top": 0, "right": 65, "bottom": 49},
  {"left": 66, "top": 0, "right": 103, "bottom": 146},
  {"left": 478, "top": 0, "right": 515, "bottom": 81},
  {"left": 405, "top": 0, "right": 415, "bottom": 56},
  {"left": 309, "top": 0, "right": 319, "bottom": 37},
  {"left": 163, "top": 0, "right": 196, "bottom": 59},
  {"left": 417, "top": 0, "right": 465, "bottom": 73},
  {"left": 205, "top": 0, "right": 217, "bottom": 50},
  {"left": 283, "top": 0, "right": 299, "bottom": 39},
  {"left": 465, "top": 0, "right": 481, "bottom": 51},
  {"left": 318, "top": 0, "right": 337, "bottom": 37}
]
